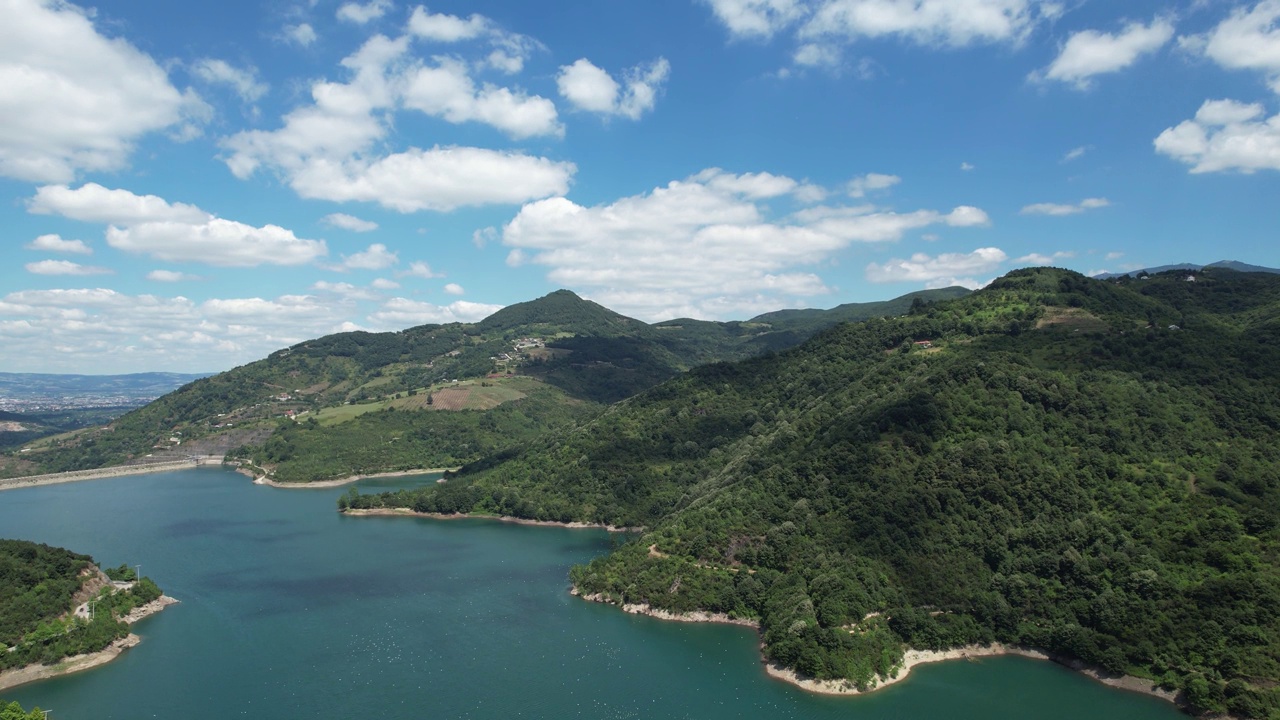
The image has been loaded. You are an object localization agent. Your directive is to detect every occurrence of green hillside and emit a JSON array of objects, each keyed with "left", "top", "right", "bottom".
[
  {"left": 355, "top": 267, "right": 1280, "bottom": 718},
  {"left": 6, "top": 288, "right": 964, "bottom": 481}
]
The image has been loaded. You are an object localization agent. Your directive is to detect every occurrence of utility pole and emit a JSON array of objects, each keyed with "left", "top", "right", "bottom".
[
  {"left": 135, "top": 564, "right": 142, "bottom": 583},
  {"left": 88, "top": 598, "right": 98, "bottom": 621},
  {"left": 39, "top": 710, "right": 51, "bottom": 719}
]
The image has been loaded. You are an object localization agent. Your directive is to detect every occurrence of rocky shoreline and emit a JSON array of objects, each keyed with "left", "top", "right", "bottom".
[
  {"left": 341, "top": 507, "right": 643, "bottom": 532},
  {"left": 0, "top": 595, "right": 179, "bottom": 692},
  {"left": 571, "top": 589, "right": 1185, "bottom": 710},
  {"left": 236, "top": 466, "right": 459, "bottom": 489}
]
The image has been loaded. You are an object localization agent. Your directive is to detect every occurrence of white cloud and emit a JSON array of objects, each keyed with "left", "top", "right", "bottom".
[
  {"left": 192, "top": 59, "right": 268, "bottom": 103},
  {"left": 337, "top": 0, "right": 391, "bottom": 25},
  {"left": 1035, "top": 17, "right": 1174, "bottom": 89},
  {"left": 866, "top": 247, "right": 1008, "bottom": 283},
  {"left": 1020, "top": 197, "right": 1110, "bottom": 215},
  {"left": 323, "top": 213, "right": 379, "bottom": 232},
  {"left": 407, "top": 5, "right": 490, "bottom": 41},
  {"left": 1062, "top": 145, "right": 1088, "bottom": 161},
  {"left": 1154, "top": 99, "right": 1280, "bottom": 173},
  {"left": 147, "top": 270, "right": 200, "bottom": 282},
  {"left": 704, "top": 0, "right": 807, "bottom": 39},
  {"left": 0, "top": 287, "right": 369, "bottom": 372},
  {"left": 443, "top": 283, "right": 465, "bottom": 295},
  {"left": 341, "top": 243, "right": 398, "bottom": 270},
  {"left": 29, "top": 183, "right": 210, "bottom": 225},
  {"left": 1016, "top": 250, "right": 1075, "bottom": 265},
  {"left": 107, "top": 219, "right": 327, "bottom": 267},
  {"left": 289, "top": 147, "right": 576, "bottom": 212},
  {"left": 1105, "top": 251, "right": 1124, "bottom": 260},
  {"left": 1191, "top": 0, "right": 1280, "bottom": 94},
  {"left": 26, "top": 234, "right": 91, "bottom": 255},
  {"left": 501, "top": 168, "right": 991, "bottom": 320},
  {"left": 222, "top": 35, "right": 575, "bottom": 211},
  {"left": 848, "top": 172, "right": 901, "bottom": 197},
  {"left": 961, "top": 162, "right": 975, "bottom": 171},
  {"left": 311, "top": 280, "right": 381, "bottom": 301},
  {"left": 371, "top": 277, "right": 401, "bottom": 290},
  {"left": 799, "top": 0, "right": 1057, "bottom": 48},
  {"left": 401, "top": 261, "right": 444, "bottom": 279},
  {"left": 285, "top": 23, "right": 318, "bottom": 47},
  {"left": 557, "top": 58, "right": 671, "bottom": 120},
  {"left": 402, "top": 57, "right": 561, "bottom": 138},
  {"left": 25, "top": 259, "right": 112, "bottom": 276},
  {"left": 405, "top": 6, "right": 543, "bottom": 73},
  {"left": 369, "top": 297, "right": 502, "bottom": 327},
  {"left": 0, "top": 0, "right": 201, "bottom": 182}
]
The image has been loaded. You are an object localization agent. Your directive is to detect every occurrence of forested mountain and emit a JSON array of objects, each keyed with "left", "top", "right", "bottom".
[
  {"left": 3, "top": 288, "right": 964, "bottom": 481},
  {"left": 355, "top": 267, "right": 1280, "bottom": 718}
]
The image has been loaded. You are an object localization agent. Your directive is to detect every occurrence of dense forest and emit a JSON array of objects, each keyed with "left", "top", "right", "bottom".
[
  {"left": 349, "top": 268, "right": 1280, "bottom": 718},
  {"left": 0, "top": 539, "right": 162, "bottom": 672},
  {"left": 5, "top": 287, "right": 964, "bottom": 481},
  {"left": 0, "top": 701, "right": 48, "bottom": 720}
]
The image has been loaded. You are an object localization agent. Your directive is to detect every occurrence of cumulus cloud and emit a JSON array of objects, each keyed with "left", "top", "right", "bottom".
[
  {"left": 323, "top": 213, "right": 379, "bottom": 232},
  {"left": 704, "top": 0, "right": 807, "bottom": 38},
  {"left": 369, "top": 297, "right": 502, "bottom": 326},
  {"left": 29, "top": 183, "right": 210, "bottom": 224},
  {"left": 191, "top": 58, "right": 268, "bottom": 102},
  {"left": 26, "top": 234, "right": 91, "bottom": 255},
  {"left": 1017, "top": 250, "right": 1075, "bottom": 265},
  {"left": 371, "top": 277, "right": 401, "bottom": 290},
  {"left": 866, "top": 247, "right": 1008, "bottom": 283},
  {"left": 1063, "top": 146, "right": 1088, "bottom": 162},
  {"left": 401, "top": 261, "right": 444, "bottom": 279},
  {"left": 1020, "top": 197, "right": 1110, "bottom": 215},
  {"left": 337, "top": 0, "right": 391, "bottom": 25},
  {"left": 1188, "top": 0, "right": 1280, "bottom": 94},
  {"left": 340, "top": 243, "right": 398, "bottom": 270},
  {"left": 1154, "top": 99, "right": 1280, "bottom": 173},
  {"left": 407, "top": 5, "right": 491, "bottom": 41},
  {"left": 25, "top": 260, "right": 112, "bottom": 276},
  {"left": 0, "top": 287, "right": 362, "bottom": 372},
  {"left": 443, "top": 283, "right": 465, "bottom": 295},
  {"left": 402, "top": 57, "right": 561, "bottom": 138},
  {"left": 1035, "top": 17, "right": 1174, "bottom": 89},
  {"left": 27, "top": 182, "right": 329, "bottom": 267},
  {"left": 0, "top": 0, "right": 203, "bottom": 182},
  {"left": 287, "top": 147, "right": 575, "bottom": 212},
  {"left": 222, "top": 35, "right": 574, "bottom": 210},
  {"left": 147, "top": 270, "right": 200, "bottom": 282},
  {"left": 501, "top": 168, "right": 991, "bottom": 320},
  {"left": 285, "top": 23, "right": 318, "bottom": 47},
  {"left": 557, "top": 58, "right": 671, "bottom": 120},
  {"left": 798, "top": 0, "right": 1059, "bottom": 48},
  {"left": 107, "top": 219, "right": 327, "bottom": 267},
  {"left": 848, "top": 173, "right": 901, "bottom": 197}
]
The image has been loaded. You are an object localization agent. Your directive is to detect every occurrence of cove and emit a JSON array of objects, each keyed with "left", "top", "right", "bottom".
[{"left": 1, "top": 467, "right": 1186, "bottom": 719}]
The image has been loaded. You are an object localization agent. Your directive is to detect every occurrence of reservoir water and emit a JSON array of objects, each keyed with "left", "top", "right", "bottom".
[{"left": 2, "top": 468, "right": 1185, "bottom": 719}]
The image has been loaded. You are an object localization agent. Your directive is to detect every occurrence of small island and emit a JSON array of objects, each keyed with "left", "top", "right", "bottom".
[{"left": 0, "top": 539, "right": 177, "bottom": 692}]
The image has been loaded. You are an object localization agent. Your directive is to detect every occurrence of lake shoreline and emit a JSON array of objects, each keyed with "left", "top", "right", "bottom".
[
  {"left": 246, "top": 467, "right": 461, "bottom": 489},
  {"left": 0, "top": 595, "right": 179, "bottom": 692},
  {"left": 341, "top": 507, "right": 643, "bottom": 532},
  {"left": 570, "top": 589, "right": 1186, "bottom": 711}
]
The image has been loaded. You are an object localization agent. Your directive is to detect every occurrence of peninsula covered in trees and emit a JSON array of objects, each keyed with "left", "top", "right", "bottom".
[
  {"left": 0, "top": 539, "right": 170, "bottom": 689},
  {"left": 348, "top": 267, "right": 1280, "bottom": 718}
]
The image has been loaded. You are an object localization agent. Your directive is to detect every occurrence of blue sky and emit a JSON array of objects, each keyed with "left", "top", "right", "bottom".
[{"left": 1, "top": 0, "right": 1277, "bottom": 373}]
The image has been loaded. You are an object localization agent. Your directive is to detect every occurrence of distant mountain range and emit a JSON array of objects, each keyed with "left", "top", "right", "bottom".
[
  {"left": 0, "top": 372, "right": 210, "bottom": 401},
  {"left": 1092, "top": 259, "right": 1280, "bottom": 279}
]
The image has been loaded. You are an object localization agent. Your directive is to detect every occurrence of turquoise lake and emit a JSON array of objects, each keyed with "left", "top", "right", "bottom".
[{"left": 1, "top": 467, "right": 1187, "bottom": 719}]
